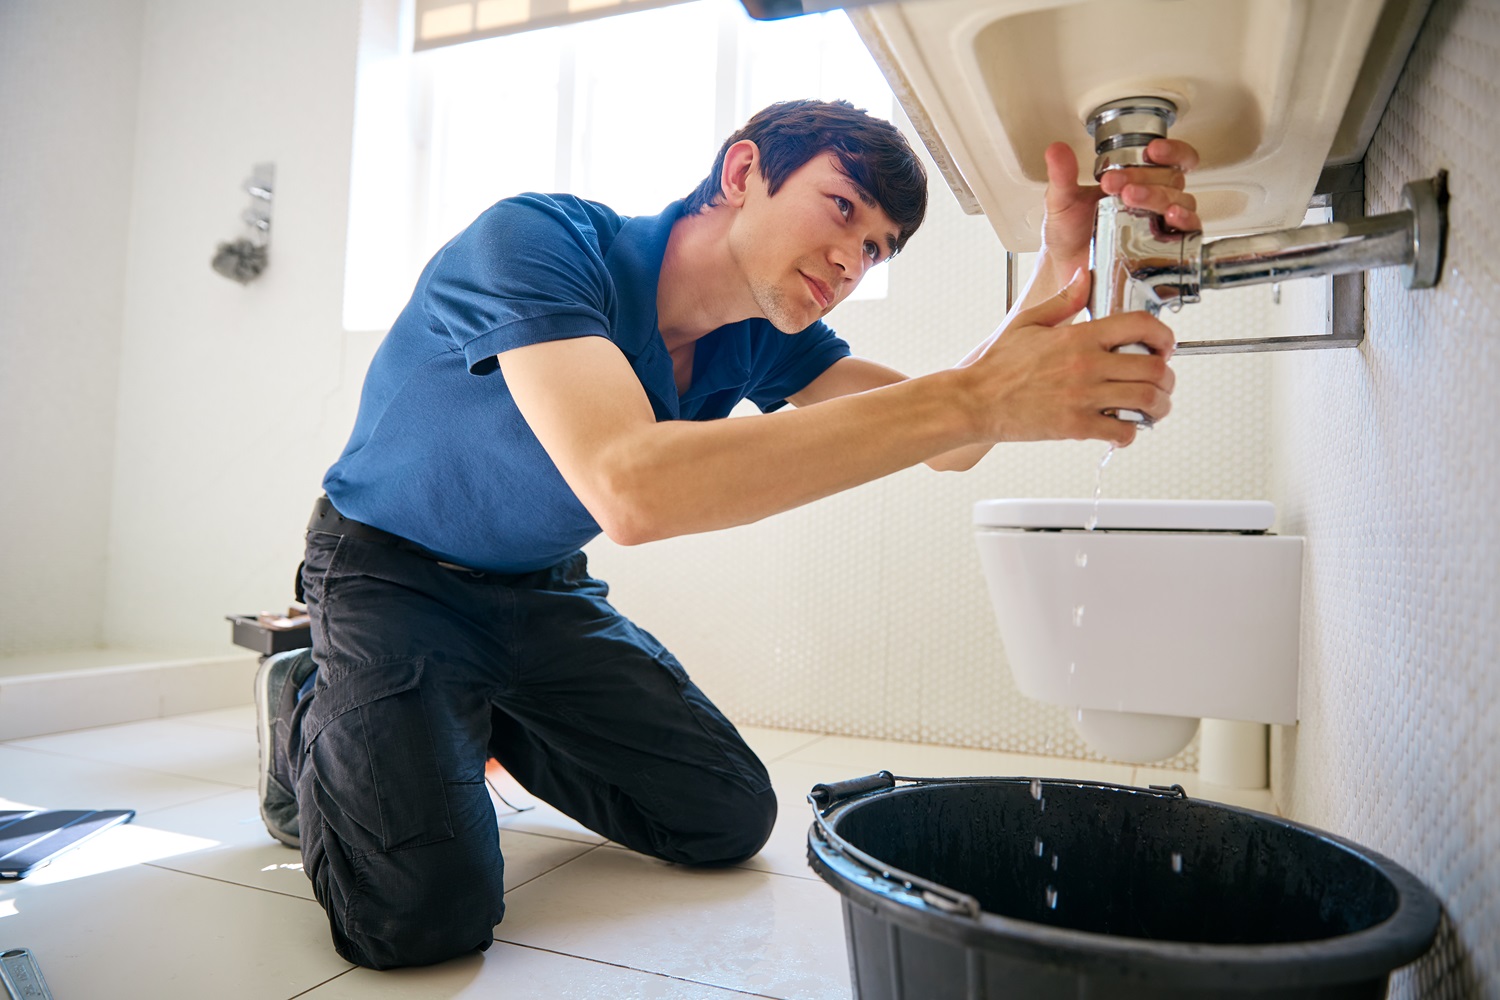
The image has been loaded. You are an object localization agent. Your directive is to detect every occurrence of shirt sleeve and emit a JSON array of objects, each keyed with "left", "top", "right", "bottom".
[
  {"left": 745, "top": 320, "right": 853, "bottom": 412},
  {"left": 421, "top": 194, "right": 617, "bottom": 375}
]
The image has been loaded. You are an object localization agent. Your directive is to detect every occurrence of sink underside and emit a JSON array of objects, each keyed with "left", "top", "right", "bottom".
[{"left": 852, "top": 0, "right": 1400, "bottom": 250}]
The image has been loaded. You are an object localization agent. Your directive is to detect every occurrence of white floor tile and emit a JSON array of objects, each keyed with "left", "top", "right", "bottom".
[
  {"left": 172, "top": 703, "right": 256, "bottom": 732},
  {"left": 30, "top": 791, "right": 622, "bottom": 913},
  {"left": 744, "top": 758, "right": 875, "bottom": 880},
  {"left": 1132, "top": 766, "right": 1278, "bottom": 814},
  {"left": 121, "top": 788, "right": 316, "bottom": 900},
  {"left": 9, "top": 716, "right": 258, "bottom": 787},
  {"left": 782, "top": 734, "right": 1136, "bottom": 785},
  {"left": 502, "top": 830, "right": 599, "bottom": 891},
  {"left": 736, "top": 724, "right": 827, "bottom": 763},
  {"left": 301, "top": 942, "right": 756, "bottom": 999},
  {"left": 485, "top": 764, "right": 608, "bottom": 845},
  {"left": 497, "top": 848, "right": 850, "bottom": 1000},
  {"left": 0, "top": 861, "right": 351, "bottom": 999},
  {"left": 0, "top": 744, "right": 241, "bottom": 815},
  {"left": 99, "top": 783, "right": 602, "bottom": 903}
]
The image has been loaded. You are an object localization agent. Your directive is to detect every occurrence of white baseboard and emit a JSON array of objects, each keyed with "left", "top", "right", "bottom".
[{"left": 0, "top": 651, "right": 260, "bottom": 740}]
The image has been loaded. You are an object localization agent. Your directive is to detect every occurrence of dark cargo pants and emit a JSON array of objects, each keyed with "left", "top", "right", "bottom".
[{"left": 290, "top": 526, "right": 777, "bottom": 970}]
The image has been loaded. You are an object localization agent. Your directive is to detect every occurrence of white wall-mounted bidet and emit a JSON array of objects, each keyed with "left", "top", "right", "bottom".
[{"left": 973, "top": 498, "right": 1302, "bottom": 766}]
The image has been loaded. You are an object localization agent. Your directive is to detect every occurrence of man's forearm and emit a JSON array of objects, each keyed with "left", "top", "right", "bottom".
[
  {"left": 596, "top": 369, "right": 980, "bottom": 544},
  {"left": 507, "top": 271, "right": 1167, "bottom": 548}
]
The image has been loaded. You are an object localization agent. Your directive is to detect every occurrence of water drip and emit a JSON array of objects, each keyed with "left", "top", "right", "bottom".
[{"left": 1085, "top": 444, "right": 1115, "bottom": 530}]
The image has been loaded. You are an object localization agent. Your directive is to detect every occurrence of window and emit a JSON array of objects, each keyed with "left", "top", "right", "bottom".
[{"left": 344, "top": 0, "right": 897, "bottom": 331}]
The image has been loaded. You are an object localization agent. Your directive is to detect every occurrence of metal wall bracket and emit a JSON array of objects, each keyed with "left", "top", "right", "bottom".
[{"left": 1175, "top": 163, "right": 1367, "bottom": 356}]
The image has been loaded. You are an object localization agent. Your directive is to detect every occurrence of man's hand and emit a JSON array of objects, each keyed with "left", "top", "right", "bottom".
[
  {"left": 965, "top": 268, "right": 1176, "bottom": 448},
  {"left": 1036, "top": 138, "right": 1203, "bottom": 289}
]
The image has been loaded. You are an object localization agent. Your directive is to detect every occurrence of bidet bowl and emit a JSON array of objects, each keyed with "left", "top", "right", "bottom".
[
  {"left": 1073, "top": 708, "right": 1199, "bottom": 762},
  {"left": 972, "top": 499, "right": 1302, "bottom": 762}
]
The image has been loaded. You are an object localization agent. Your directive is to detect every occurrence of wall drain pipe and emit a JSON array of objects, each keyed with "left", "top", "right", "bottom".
[{"left": 1086, "top": 97, "right": 1447, "bottom": 356}]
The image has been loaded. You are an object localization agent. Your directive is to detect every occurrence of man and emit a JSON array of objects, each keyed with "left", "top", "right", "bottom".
[{"left": 256, "top": 99, "right": 1200, "bottom": 969}]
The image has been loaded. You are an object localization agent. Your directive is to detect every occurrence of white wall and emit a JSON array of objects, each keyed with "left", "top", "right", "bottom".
[
  {"left": 1271, "top": 0, "right": 1499, "bottom": 991},
  {"left": 0, "top": 0, "right": 145, "bottom": 655},
  {"left": 101, "top": 0, "right": 366, "bottom": 655},
  {"left": 1, "top": 0, "right": 367, "bottom": 660}
]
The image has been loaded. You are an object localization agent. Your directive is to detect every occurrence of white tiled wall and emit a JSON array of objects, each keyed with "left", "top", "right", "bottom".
[{"left": 1271, "top": 0, "right": 1500, "bottom": 993}]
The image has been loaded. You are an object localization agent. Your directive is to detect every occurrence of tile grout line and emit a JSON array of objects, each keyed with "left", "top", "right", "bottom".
[
  {"left": 488, "top": 939, "right": 791, "bottom": 999},
  {"left": 146, "top": 845, "right": 810, "bottom": 996},
  {"left": 758, "top": 733, "right": 831, "bottom": 763},
  {"left": 736, "top": 866, "right": 825, "bottom": 883},
  {"left": 500, "top": 842, "right": 609, "bottom": 894},
  {"left": 0, "top": 712, "right": 244, "bottom": 742},
  {"left": 0, "top": 741, "right": 253, "bottom": 790},
  {"left": 139, "top": 860, "right": 323, "bottom": 902},
  {"left": 129, "top": 784, "right": 264, "bottom": 819},
  {"left": 285, "top": 966, "right": 359, "bottom": 999},
  {"left": 0, "top": 775, "right": 252, "bottom": 821},
  {"left": 512, "top": 837, "right": 834, "bottom": 886},
  {"left": 171, "top": 717, "right": 256, "bottom": 734},
  {"left": 497, "top": 823, "right": 607, "bottom": 848}
]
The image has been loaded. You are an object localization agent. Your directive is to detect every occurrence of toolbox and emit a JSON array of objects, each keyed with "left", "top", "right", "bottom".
[{"left": 226, "top": 607, "right": 311, "bottom": 656}]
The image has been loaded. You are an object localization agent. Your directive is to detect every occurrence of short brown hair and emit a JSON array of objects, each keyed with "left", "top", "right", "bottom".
[{"left": 684, "top": 99, "right": 927, "bottom": 255}]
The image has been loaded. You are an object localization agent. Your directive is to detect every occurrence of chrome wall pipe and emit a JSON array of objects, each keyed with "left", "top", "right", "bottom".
[
  {"left": 1085, "top": 98, "right": 1447, "bottom": 356},
  {"left": 1201, "top": 193, "right": 1442, "bottom": 291}
]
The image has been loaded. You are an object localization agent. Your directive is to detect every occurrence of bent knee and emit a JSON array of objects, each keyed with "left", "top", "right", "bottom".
[
  {"left": 330, "top": 841, "right": 506, "bottom": 969},
  {"left": 677, "top": 785, "right": 778, "bottom": 866},
  {"left": 344, "top": 909, "right": 497, "bottom": 970}
]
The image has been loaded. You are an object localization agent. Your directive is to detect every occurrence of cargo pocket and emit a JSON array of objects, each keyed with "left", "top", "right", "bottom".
[
  {"left": 649, "top": 643, "right": 772, "bottom": 797},
  {"left": 302, "top": 657, "right": 454, "bottom": 856}
]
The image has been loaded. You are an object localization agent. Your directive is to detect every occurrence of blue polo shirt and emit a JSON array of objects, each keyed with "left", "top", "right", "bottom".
[{"left": 323, "top": 194, "right": 851, "bottom": 573}]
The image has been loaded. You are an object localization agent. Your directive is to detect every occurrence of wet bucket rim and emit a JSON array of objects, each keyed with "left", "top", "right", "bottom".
[{"left": 806, "top": 775, "right": 1442, "bottom": 987}]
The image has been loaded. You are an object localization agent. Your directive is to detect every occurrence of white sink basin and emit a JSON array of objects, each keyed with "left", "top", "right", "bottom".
[{"left": 852, "top": 0, "right": 1398, "bottom": 250}]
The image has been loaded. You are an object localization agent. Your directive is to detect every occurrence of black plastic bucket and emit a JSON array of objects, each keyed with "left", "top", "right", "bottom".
[{"left": 806, "top": 774, "right": 1440, "bottom": 999}]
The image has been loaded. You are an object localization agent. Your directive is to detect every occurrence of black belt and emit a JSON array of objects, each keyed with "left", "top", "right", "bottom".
[{"left": 307, "top": 497, "right": 481, "bottom": 573}]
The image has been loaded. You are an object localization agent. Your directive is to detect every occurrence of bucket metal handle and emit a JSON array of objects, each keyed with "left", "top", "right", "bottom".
[
  {"left": 808, "top": 773, "right": 982, "bottom": 920},
  {"left": 809, "top": 770, "right": 896, "bottom": 807},
  {"left": 807, "top": 774, "right": 1193, "bottom": 922}
]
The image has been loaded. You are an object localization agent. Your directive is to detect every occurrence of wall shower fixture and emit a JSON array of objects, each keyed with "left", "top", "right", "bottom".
[
  {"left": 1087, "top": 98, "right": 1448, "bottom": 355},
  {"left": 211, "top": 162, "right": 275, "bottom": 285}
]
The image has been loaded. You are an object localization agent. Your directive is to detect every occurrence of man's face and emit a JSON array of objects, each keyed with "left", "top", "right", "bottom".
[{"left": 728, "top": 151, "right": 900, "bottom": 333}]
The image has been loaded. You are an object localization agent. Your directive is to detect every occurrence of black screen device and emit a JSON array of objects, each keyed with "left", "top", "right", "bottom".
[{"left": 0, "top": 809, "right": 136, "bottom": 879}]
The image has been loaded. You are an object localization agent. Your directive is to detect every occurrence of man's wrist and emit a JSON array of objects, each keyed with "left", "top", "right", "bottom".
[
  {"left": 1013, "top": 250, "right": 1083, "bottom": 316},
  {"left": 1032, "top": 249, "right": 1084, "bottom": 295}
]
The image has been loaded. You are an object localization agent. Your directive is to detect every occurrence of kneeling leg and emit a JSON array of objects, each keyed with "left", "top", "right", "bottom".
[{"left": 293, "top": 657, "right": 503, "bottom": 970}]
